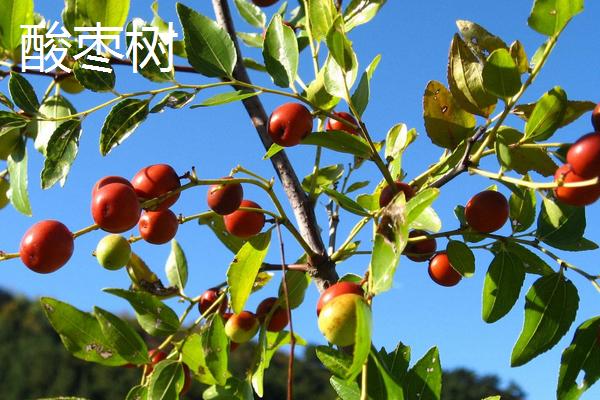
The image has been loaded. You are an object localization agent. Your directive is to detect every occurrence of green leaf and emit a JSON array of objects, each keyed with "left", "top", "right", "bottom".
[
  {"left": 36, "top": 95, "right": 77, "bottom": 154},
  {"left": 385, "top": 123, "right": 417, "bottom": 178},
  {"left": 125, "top": 20, "right": 174, "bottom": 83},
  {"left": 509, "top": 40, "right": 529, "bottom": 74},
  {"left": 0, "top": 0, "right": 34, "bottom": 51},
  {"left": 9, "top": 73, "right": 39, "bottom": 114},
  {"left": 495, "top": 127, "right": 557, "bottom": 177},
  {"left": 448, "top": 34, "right": 497, "bottom": 117},
  {"left": 192, "top": 90, "right": 260, "bottom": 108},
  {"left": 165, "top": 239, "right": 188, "bottom": 292},
  {"left": 262, "top": 143, "right": 284, "bottom": 160},
  {"left": 316, "top": 346, "right": 352, "bottom": 378},
  {"left": 198, "top": 213, "right": 245, "bottom": 253},
  {"left": 301, "top": 131, "right": 372, "bottom": 158},
  {"left": 380, "top": 342, "right": 411, "bottom": 382},
  {"left": 345, "top": 298, "right": 372, "bottom": 380},
  {"left": 326, "top": 17, "right": 356, "bottom": 73},
  {"left": 306, "top": 67, "right": 340, "bottom": 111},
  {"left": 343, "top": 0, "right": 387, "bottom": 31},
  {"left": 508, "top": 178, "right": 537, "bottom": 232},
  {"left": 482, "top": 250, "right": 525, "bottom": 323},
  {"left": 511, "top": 273, "right": 579, "bottom": 367},
  {"left": 308, "top": 0, "right": 337, "bottom": 41},
  {"left": 524, "top": 86, "right": 567, "bottom": 142},
  {"left": 125, "top": 385, "right": 148, "bottom": 400},
  {"left": 302, "top": 164, "right": 344, "bottom": 195},
  {"left": 482, "top": 49, "right": 521, "bottom": 99},
  {"left": 322, "top": 187, "right": 369, "bottom": 216},
  {"left": 40, "top": 297, "right": 127, "bottom": 366},
  {"left": 279, "top": 268, "right": 310, "bottom": 310},
  {"left": 512, "top": 100, "right": 595, "bottom": 128},
  {"left": 423, "top": 80, "right": 476, "bottom": 149},
  {"left": 330, "top": 376, "right": 360, "bottom": 400},
  {"left": 528, "top": 0, "right": 583, "bottom": 36},
  {"left": 403, "top": 347, "right": 442, "bottom": 400},
  {"left": 410, "top": 206, "right": 442, "bottom": 233},
  {"left": 41, "top": 119, "right": 82, "bottom": 189},
  {"left": 227, "top": 231, "right": 271, "bottom": 313},
  {"left": 99, "top": 99, "right": 149, "bottom": 156},
  {"left": 537, "top": 196, "right": 585, "bottom": 250},
  {"left": 147, "top": 360, "right": 184, "bottom": 399},
  {"left": 93, "top": 307, "right": 149, "bottom": 365},
  {"left": 446, "top": 240, "right": 475, "bottom": 277},
  {"left": 203, "top": 376, "right": 254, "bottom": 400},
  {"left": 104, "top": 288, "right": 180, "bottom": 337},
  {"left": 323, "top": 53, "right": 358, "bottom": 100},
  {"left": 557, "top": 316, "right": 600, "bottom": 400},
  {"left": 351, "top": 54, "right": 381, "bottom": 117},
  {"left": 234, "top": 0, "right": 266, "bottom": 28},
  {"left": 263, "top": 15, "right": 299, "bottom": 88},
  {"left": 456, "top": 20, "right": 508, "bottom": 61},
  {"left": 0, "top": 93, "right": 15, "bottom": 110},
  {"left": 368, "top": 347, "right": 404, "bottom": 400},
  {"left": 7, "top": 136, "right": 31, "bottom": 216},
  {"left": 150, "top": 90, "right": 196, "bottom": 113},
  {"left": 237, "top": 31, "right": 263, "bottom": 48},
  {"left": 202, "top": 314, "right": 230, "bottom": 386},
  {"left": 0, "top": 111, "right": 27, "bottom": 129},
  {"left": 500, "top": 242, "right": 554, "bottom": 276},
  {"left": 406, "top": 188, "right": 439, "bottom": 226},
  {"left": 346, "top": 180, "right": 369, "bottom": 193},
  {"left": 181, "top": 333, "right": 217, "bottom": 385},
  {"left": 73, "top": 58, "right": 116, "bottom": 92},
  {"left": 243, "top": 57, "right": 267, "bottom": 72},
  {"left": 177, "top": 3, "right": 237, "bottom": 78}
]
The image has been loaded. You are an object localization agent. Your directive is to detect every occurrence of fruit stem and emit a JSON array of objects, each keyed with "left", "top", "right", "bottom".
[
  {"left": 469, "top": 167, "right": 599, "bottom": 189},
  {"left": 300, "top": 0, "right": 320, "bottom": 76},
  {"left": 360, "top": 362, "right": 368, "bottom": 400},
  {"left": 72, "top": 224, "right": 99, "bottom": 238}
]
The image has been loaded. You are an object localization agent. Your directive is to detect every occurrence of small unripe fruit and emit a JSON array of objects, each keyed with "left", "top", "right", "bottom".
[
  {"left": 567, "top": 133, "right": 600, "bottom": 178},
  {"left": 554, "top": 164, "right": 600, "bottom": 206},
  {"left": 404, "top": 230, "right": 437, "bottom": 262},
  {"left": 592, "top": 102, "right": 600, "bottom": 132},
  {"left": 92, "top": 176, "right": 132, "bottom": 197},
  {"left": 225, "top": 311, "right": 259, "bottom": 343},
  {"left": 464, "top": 190, "right": 509, "bottom": 233},
  {"left": 96, "top": 234, "right": 131, "bottom": 270},
  {"left": 19, "top": 220, "right": 74, "bottom": 274},
  {"left": 132, "top": 164, "right": 181, "bottom": 210},
  {"left": 267, "top": 103, "right": 313, "bottom": 147},
  {"left": 326, "top": 112, "right": 359, "bottom": 135},
  {"left": 207, "top": 177, "right": 243, "bottom": 215},
  {"left": 92, "top": 183, "right": 141, "bottom": 233},
  {"left": 256, "top": 297, "right": 289, "bottom": 332},
  {"left": 223, "top": 200, "right": 265, "bottom": 238},
  {"left": 252, "top": 0, "right": 278, "bottom": 6},
  {"left": 428, "top": 253, "right": 462, "bottom": 287},
  {"left": 198, "top": 288, "right": 228, "bottom": 315},
  {"left": 316, "top": 281, "right": 364, "bottom": 316},
  {"left": 138, "top": 209, "right": 179, "bottom": 244},
  {"left": 379, "top": 181, "right": 415, "bottom": 208},
  {"left": 60, "top": 75, "right": 85, "bottom": 94},
  {"left": 0, "top": 177, "right": 9, "bottom": 210},
  {"left": 318, "top": 293, "right": 368, "bottom": 347}
]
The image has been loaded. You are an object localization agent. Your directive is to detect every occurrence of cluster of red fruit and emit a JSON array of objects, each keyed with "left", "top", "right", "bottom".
[
  {"left": 553, "top": 104, "right": 600, "bottom": 206},
  {"left": 197, "top": 288, "right": 289, "bottom": 349},
  {"left": 267, "top": 102, "right": 359, "bottom": 147}
]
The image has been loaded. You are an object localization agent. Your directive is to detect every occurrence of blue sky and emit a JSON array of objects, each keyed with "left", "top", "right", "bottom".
[{"left": 1, "top": 1, "right": 599, "bottom": 398}]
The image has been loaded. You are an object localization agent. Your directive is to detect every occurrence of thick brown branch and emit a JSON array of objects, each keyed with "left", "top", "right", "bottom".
[{"left": 211, "top": 0, "right": 338, "bottom": 292}]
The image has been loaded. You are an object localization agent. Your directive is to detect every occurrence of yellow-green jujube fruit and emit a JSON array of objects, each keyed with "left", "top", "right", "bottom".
[
  {"left": 224, "top": 311, "right": 259, "bottom": 343},
  {"left": 0, "top": 128, "right": 21, "bottom": 160},
  {"left": 318, "top": 293, "right": 368, "bottom": 347},
  {"left": 0, "top": 178, "right": 9, "bottom": 209},
  {"left": 95, "top": 234, "right": 131, "bottom": 270},
  {"left": 59, "top": 75, "right": 85, "bottom": 94}
]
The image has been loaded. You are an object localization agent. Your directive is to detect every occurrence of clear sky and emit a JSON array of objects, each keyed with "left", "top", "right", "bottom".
[{"left": 1, "top": 1, "right": 599, "bottom": 399}]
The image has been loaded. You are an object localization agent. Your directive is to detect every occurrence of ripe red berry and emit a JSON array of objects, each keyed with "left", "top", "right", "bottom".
[
  {"left": 428, "top": 253, "right": 462, "bottom": 287},
  {"left": 592, "top": 102, "right": 600, "bottom": 132},
  {"left": 404, "top": 230, "right": 437, "bottom": 262},
  {"left": 92, "top": 176, "right": 132, "bottom": 197},
  {"left": 326, "top": 112, "right": 360, "bottom": 135},
  {"left": 252, "top": 0, "right": 278, "bottom": 6},
  {"left": 379, "top": 181, "right": 415, "bottom": 208},
  {"left": 267, "top": 103, "right": 313, "bottom": 147},
  {"left": 132, "top": 164, "right": 181, "bottom": 210},
  {"left": 146, "top": 349, "right": 167, "bottom": 375},
  {"left": 198, "top": 288, "right": 228, "bottom": 315},
  {"left": 181, "top": 364, "right": 192, "bottom": 395},
  {"left": 566, "top": 133, "right": 600, "bottom": 179},
  {"left": 554, "top": 164, "right": 600, "bottom": 206},
  {"left": 19, "top": 220, "right": 74, "bottom": 274},
  {"left": 464, "top": 190, "right": 509, "bottom": 233},
  {"left": 316, "top": 281, "right": 364, "bottom": 316},
  {"left": 92, "top": 183, "right": 141, "bottom": 233},
  {"left": 138, "top": 209, "right": 179, "bottom": 244},
  {"left": 256, "top": 297, "right": 289, "bottom": 332},
  {"left": 207, "top": 177, "right": 243, "bottom": 215},
  {"left": 223, "top": 200, "right": 265, "bottom": 238}
]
